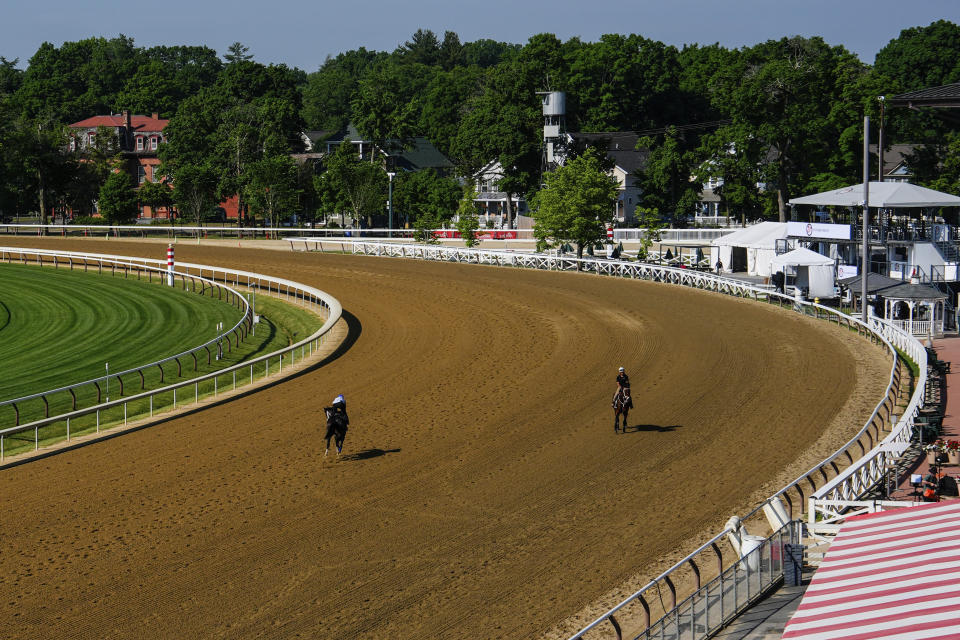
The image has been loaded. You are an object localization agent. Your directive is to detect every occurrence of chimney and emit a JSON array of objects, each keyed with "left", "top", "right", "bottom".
[
  {"left": 122, "top": 110, "right": 131, "bottom": 149},
  {"left": 151, "top": 112, "right": 159, "bottom": 120}
]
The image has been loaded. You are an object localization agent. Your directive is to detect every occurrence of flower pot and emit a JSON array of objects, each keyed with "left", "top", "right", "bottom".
[
  {"left": 927, "top": 450, "right": 942, "bottom": 465},
  {"left": 948, "top": 449, "right": 960, "bottom": 465}
]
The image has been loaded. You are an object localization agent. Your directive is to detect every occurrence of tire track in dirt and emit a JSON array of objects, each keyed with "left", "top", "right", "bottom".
[{"left": 0, "top": 239, "right": 889, "bottom": 639}]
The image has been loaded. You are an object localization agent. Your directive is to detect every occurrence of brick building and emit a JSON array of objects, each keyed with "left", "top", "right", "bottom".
[{"left": 69, "top": 111, "right": 174, "bottom": 219}]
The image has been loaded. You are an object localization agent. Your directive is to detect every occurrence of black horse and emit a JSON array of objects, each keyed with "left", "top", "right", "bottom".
[
  {"left": 613, "top": 387, "right": 632, "bottom": 433},
  {"left": 323, "top": 408, "right": 348, "bottom": 457}
]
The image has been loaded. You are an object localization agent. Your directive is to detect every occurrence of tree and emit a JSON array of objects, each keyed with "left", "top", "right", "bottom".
[
  {"left": 15, "top": 36, "right": 140, "bottom": 123},
  {"left": 97, "top": 170, "right": 138, "bottom": 224},
  {"left": 530, "top": 148, "right": 618, "bottom": 259},
  {"left": 171, "top": 162, "right": 218, "bottom": 226},
  {"left": 244, "top": 154, "right": 300, "bottom": 228},
  {"left": 451, "top": 49, "right": 543, "bottom": 227},
  {"left": 634, "top": 207, "right": 665, "bottom": 260},
  {"left": 708, "top": 37, "right": 859, "bottom": 221},
  {"left": 392, "top": 170, "right": 460, "bottom": 227},
  {"left": 636, "top": 127, "right": 701, "bottom": 225},
  {"left": 314, "top": 141, "right": 386, "bottom": 226},
  {"left": 301, "top": 48, "right": 383, "bottom": 131},
  {"left": 138, "top": 179, "right": 174, "bottom": 222},
  {"left": 351, "top": 58, "right": 430, "bottom": 159},
  {"left": 455, "top": 183, "right": 481, "bottom": 247},
  {"left": 400, "top": 29, "right": 441, "bottom": 66},
  {"left": 224, "top": 42, "right": 253, "bottom": 64}
]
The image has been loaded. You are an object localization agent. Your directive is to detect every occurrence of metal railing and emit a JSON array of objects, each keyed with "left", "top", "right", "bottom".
[
  {"left": 0, "top": 247, "right": 343, "bottom": 460},
  {"left": 621, "top": 521, "right": 799, "bottom": 640},
  {"left": 311, "top": 240, "right": 923, "bottom": 640}
]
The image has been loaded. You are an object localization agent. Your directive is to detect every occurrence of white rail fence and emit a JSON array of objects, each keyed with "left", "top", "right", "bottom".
[
  {"left": 0, "top": 223, "right": 737, "bottom": 245},
  {"left": 0, "top": 247, "right": 343, "bottom": 460},
  {"left": 300, "top": 240, "right": 925, "bottom": 640}
]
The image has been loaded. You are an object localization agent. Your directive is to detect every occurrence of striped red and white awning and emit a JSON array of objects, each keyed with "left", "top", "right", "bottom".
[{"left": 783, "top": 501, "right": 960, "bottom": 640}]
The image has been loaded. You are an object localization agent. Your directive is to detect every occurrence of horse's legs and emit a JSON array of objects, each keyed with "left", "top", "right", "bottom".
[
  {"left": 324, "top": 433, "right": 332, "bottom": 457},
  {"left": 336, "top": 433, "right": 344, "bottom": 455}
]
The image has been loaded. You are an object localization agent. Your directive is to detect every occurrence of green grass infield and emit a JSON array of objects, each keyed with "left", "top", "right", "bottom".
[{"left": 0, "top": 262, "right": 324, "bottom": 453}]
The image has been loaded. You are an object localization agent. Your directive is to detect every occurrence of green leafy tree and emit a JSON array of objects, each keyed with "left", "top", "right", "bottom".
[
  {"left": 301, "top": 48, "right": 383, "bottom": 131},
  {"left": 530, "top": 148, "right": 618, "bottom": 259},
  {"left": 10, "top": 118, "right": 77, "bottom": 226},
  {"left": 452, "top": 49, "right": 543, "bottom": 226},
  {"left": 138, "top": 179, "right": 174, "bottom": 222},
  {"left": 171, "top": 162, "right": 218, "bottom": 226},
  {"left": 224, "top": 42, "right": 253, "bottom": 64},
  {"left": 314, "top": 141, "right": 386, "bottom": 226},
  {"left": 708, "top": 37, "right": 859, "bottom": 221},
  {"left": 114, "top": 60, "right": 179, "bottom": 116},
  {"left": 97, "top": 170, "right": 138, "bottom": 224},
  {"left": 636, "top": 127, "right": 701, "bottom": 225},
  {"left": 244, "top": 154, "right": 301, "bottom": 228},
  {"left": 695, "top": 130, "right": 767, "bottom": 224},
  {"left": 15, "top": 36, "right": 140, "bottom": 123},
  {"left": 566, "top": 34, "right": 682, "bottom": 132},
  {"left": 634, "top": 207, "right": 665, "bottom": 260},
  {"left": 399, "top": 29, "right": 441, "bottom": 66},
  {"left": 351, "top": 58, "right": 431, "bottom": 160},
  {"left": 455, "top": 183, "right": 481, "bottom": 247},
  {"left": 392, "top": 170, "right": 460, "bottom": 228}
]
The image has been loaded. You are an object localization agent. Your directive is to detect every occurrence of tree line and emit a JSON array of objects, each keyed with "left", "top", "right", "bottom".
[{"left": 0, "top": 21, "right": 958, "bottom": 240}]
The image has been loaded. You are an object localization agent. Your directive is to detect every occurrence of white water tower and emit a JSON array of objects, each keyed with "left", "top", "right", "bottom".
[{"left": 537, "top": 91, "right": 566, "bottom": 165}]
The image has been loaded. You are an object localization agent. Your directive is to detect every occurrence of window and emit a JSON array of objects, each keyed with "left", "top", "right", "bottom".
[
  {"left": 137, "top": 166, "right": 146, "bottom": 185},
  {"left": 150, "top": 137, "right": 158, "bottom": 150},
  {"left": 88, "top": 133, "right": 96, "bottom": 146},
  {"left": 136, "top": 137, "right": 144, "bottom": 151}
]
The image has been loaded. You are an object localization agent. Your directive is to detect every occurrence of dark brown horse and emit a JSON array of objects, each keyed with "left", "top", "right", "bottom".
[
  {"left": 323, "top": 408, "right": 348, "bottom": 457},
  {"left": 613, "top": 387, "right": 632, "bottom": 433}
]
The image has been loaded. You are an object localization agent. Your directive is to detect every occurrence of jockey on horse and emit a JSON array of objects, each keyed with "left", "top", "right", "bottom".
[
  {"left": 613, "top": 367, "right": 634, "bottom": 410},
  {"left": 323, "top": 394, "right": 350, "bottom": 456}
]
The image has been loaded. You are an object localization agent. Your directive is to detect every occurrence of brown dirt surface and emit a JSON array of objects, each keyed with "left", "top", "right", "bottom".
[{"left": 0, "top": 238, "right": 890, "bottom": 639}]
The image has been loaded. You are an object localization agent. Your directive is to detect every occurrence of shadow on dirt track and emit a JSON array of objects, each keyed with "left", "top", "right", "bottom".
[{"left": 620, "top": 424, "right": 682, "bottom": 434}]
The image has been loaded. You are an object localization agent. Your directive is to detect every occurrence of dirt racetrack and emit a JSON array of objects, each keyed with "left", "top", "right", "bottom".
[{"left": 0, "top": 239, "right": 890, "bottom": 639}]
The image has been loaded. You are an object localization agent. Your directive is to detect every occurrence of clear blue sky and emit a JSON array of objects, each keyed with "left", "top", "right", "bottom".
[{"left": 2, "top": 0, "right": 957, "bottom": 71}]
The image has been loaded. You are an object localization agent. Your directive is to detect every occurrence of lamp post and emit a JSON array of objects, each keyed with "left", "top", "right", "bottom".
[
  {"left": 387, "top": 171, "right": 396, "bottom": 238},
  {"left": 877, "top": 96, "right": 886, "bottom": 183},
  {"left": 862, "top": 116, "right": 870, "bottom": 324}
]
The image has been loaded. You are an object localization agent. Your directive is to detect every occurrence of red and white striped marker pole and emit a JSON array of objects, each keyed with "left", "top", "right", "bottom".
[
  {"left": 166, "top": 244, "right": 174, "bottom": 287},
  {"left": 606, "top": 224, "right": 614, "bottom": 242}
]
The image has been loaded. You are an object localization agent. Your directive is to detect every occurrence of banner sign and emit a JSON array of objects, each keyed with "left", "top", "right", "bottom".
[
  {"left": 787, "top": 221, "right": 851, "bottom": 240},
  {"left": 837, "top": 265, "right": 858, "bottom": 279}
]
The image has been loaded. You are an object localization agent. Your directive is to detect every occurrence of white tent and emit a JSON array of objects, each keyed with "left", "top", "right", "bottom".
[
  {"left": 770, "top": 247, "right": 835, "bottom": 298},
  {"left": 712, "top": 222, "right": 787, "bottom": 276},
  {"left": 788, "top": 181, "right": 960, "bottom": 208}
]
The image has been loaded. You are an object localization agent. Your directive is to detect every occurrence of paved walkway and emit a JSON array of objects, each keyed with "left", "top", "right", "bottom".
[
  {"left": 886, "top": 336, "right": 960, "bottom": 502},
  {"left": 712, "top": 572, "right": 813, "bottom": 640}
]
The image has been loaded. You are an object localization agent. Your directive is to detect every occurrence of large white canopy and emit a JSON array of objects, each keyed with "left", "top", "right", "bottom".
[
  {"left": 788, "top": 181, "right": 960, "bottom": 208},
  {"left": 712, "top": 221, "right": 787, "bottom": 248},
  {"left": 712, "top": 222, "right": 787, "bottom": 277}
]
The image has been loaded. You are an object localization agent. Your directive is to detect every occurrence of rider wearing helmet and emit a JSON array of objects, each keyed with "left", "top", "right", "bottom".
[
  {"left": 325, "top": 394, "right": 349, "bottom": 428},
  {"left": 614, "top": 367, "right": 633, "bottom": 409}
]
